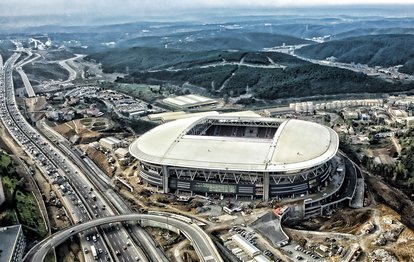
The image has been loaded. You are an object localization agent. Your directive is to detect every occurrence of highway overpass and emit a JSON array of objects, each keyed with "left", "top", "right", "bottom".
[{"left": 24, "top": 214, "right": 223, "bottom": 262}]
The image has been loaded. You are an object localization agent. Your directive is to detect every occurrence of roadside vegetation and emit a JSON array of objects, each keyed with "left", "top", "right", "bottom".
[{"left": 0, "top": 152, "right": 47, "bottom": 238}]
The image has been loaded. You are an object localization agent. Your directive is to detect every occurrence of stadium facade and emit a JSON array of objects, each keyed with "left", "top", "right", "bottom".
[{"left": 129, "top": 115, "right": 340, "bottom": 201}]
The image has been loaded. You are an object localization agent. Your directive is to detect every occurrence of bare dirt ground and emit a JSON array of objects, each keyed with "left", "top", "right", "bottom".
[
  {"left": 25, "top": 96, "right": 47, "bottom": 120},
  {"left": 52, "top": 119, "right": 103, "bottom": 142},
  {"left": 56, "top": 241, "right": 83, "bottom": 262},
  {"left": 375, "top": 205, "right": 414, "bottom": 262},
  {"left": 83, "top": 146, "right": 113, "bottom": 177},
  {"left": 288, "top": 208, "right": 371, "bottom": 234},
  {"left": 286, "top": 203, "right": 414, "bottom": 262},
  {"left": 145, "top": 227, "right": 202, "bottom": 262}
]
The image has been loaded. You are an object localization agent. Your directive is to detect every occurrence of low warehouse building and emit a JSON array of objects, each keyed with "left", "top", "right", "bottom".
[
  {"left": 232, "top": 234, "right": 261, "bottom": 257},
  {"left": 100, "top": 137, "right": 122, "bottom": 150},
  {"left": 115, "top": 147, "right": 130, "bottom": 158}
]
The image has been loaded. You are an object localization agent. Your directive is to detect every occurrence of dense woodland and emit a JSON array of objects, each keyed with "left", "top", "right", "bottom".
[
  {"left": 106, "top": 47, "right": 414, "bottom": 100},
  {"left": 296, "top": 34, "right": 414, "bottom": 74},
  {"left": 86, "top": 32, "right": 414, "bottom": 101},
  {"left": 87, "top": 47, "right": 245, "bottom": 72}
]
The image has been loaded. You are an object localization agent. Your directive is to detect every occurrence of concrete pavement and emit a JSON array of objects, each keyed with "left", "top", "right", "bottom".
[{"left": 24, "top": 214, "right": 224, "bottom": 262}]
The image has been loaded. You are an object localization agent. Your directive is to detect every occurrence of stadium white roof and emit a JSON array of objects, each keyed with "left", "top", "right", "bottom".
[{"left": 129, "top": 115, "right": 338, "bottom": 172}]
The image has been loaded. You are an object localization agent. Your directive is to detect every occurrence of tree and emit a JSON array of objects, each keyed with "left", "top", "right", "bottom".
[{"left": 223, "top": 94, "right": 229, "bottom": 104}]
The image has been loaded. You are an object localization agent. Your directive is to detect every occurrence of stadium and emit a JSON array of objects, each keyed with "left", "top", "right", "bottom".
[{"left": 129, "top": 115, "right": 340, "bottom": 201}]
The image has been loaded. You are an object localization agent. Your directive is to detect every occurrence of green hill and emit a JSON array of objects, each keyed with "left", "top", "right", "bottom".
[
  {"left": 296, "top": 34, "right": 414, "bottom": 74},
  {"left": 121, "top": 62, "right": 412, "bottom": 100},
  {"left": 96, "top": 46, "right": 413, "bottom": 100},
  {"left": 86, "top": 47, "right": 246, "bottom": 73}
]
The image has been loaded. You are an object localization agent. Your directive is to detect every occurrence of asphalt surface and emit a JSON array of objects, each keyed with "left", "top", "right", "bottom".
[
  {"left": 2, "top": 50, "right": 223, "bottom": 262},
  {"left": 39, "top": 122, "right": 168, "bottom": 262},
  {"left": 24, "top": 214, "right": 224, "bottom": 262},
  {"left": 0, "top": 52, "right": 142, "bottom": 262}
]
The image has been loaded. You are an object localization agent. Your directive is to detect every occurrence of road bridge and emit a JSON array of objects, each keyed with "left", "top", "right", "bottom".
[{"left": 24, "top": 214, "right": 223, "bottom": 262}]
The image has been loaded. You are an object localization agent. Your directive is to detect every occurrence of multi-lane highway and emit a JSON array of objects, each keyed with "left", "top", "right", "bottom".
[
  {"left": 39, "top": 119, "right": 169, "bottom": 262},
  {"left": 0, "top": 53, "right": 144, "bottom": 262},
  {"left": 1, "top": 51, "right": 224, "bottom": 262},
  {"left": 24, "top": 214, "right": 224, "bottom": 262}
]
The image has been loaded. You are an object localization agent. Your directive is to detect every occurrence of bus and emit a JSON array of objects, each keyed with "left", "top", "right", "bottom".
[{"left": 90, "top": 245, "right": 98, "bottom": 260}]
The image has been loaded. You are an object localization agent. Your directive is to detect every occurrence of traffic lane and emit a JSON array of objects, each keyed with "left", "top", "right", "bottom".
[
  {"left": 65, "top": 184, "right": 139, "bottom": 261},
  {"left": 62, "top": 175, "right": 141, "bottom": 260},
  {"left": 0, "top": 56, "right": 116, "bottom": 261},
  {"left": 2, "top": 80, "right": 141, "bottom": 261},
  {"left": 26, "top": 214, "right": 222, "bottom": 262}
]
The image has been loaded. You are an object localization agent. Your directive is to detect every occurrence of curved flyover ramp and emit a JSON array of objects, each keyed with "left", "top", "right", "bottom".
[{"left": 24, "top": 214, "right": 223, "bottom": 262}]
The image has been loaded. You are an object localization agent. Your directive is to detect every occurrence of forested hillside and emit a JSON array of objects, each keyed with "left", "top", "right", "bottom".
[
  {"left": 97, "top": 46, "right": 413, "bottom": 100},
  {"left": 296, "top": 34, "right": 414, "bottom": 74},
  {"left": 122, "top": 63, "right": 412, "bottom": 100},
  {"left": 85, "top": 47, "right": 306, "bottom": 73},
  {"left": 86, "top": 47, "right": 245, "bottom": 72}
]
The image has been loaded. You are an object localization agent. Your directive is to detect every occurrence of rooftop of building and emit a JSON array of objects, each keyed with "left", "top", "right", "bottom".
[
  {"left": 0, "top": 225, "right": 22, "bottom": 262},
  {"left": 115, "top": 147, "right": 130, "bottom": 156},
  {"left": 162, "top": 94, "right": 218, "bottom": 109},
  {"left": 100, "top": 136, "right": 122, "bottom": 145}
]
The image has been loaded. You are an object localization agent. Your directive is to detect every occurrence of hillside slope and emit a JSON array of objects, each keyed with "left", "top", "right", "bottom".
[
  {"left": 295, "top": 34, "right": 414, "bottom": 74},
  {"left": 86, "top": 47, "right": 247, "bottom": 72},
  {"left": 116, "top": 32, "right": 313, "bottom": 51},
  {"left": 94, "top": 46, "right": 414, "bottom": 100}
]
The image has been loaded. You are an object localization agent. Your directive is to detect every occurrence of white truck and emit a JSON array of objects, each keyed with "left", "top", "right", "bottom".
[{"left": 90, "top": 245, "right": 98, "bottom": 260}]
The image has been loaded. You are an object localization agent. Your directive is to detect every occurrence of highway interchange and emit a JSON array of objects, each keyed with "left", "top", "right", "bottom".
[
  {"left": 24, "top": 214, "right": 223, "bottom": 262},
  {"left": 0, "top": 53, "right": 142, "bottom": 262},
  {"left": 0, "top": 52, "right": 223, "bottom": 262}
]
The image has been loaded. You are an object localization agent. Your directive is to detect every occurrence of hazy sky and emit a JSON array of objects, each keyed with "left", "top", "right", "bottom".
[{"left": 1, "top": 0, "right": 414, "bottom": 16}]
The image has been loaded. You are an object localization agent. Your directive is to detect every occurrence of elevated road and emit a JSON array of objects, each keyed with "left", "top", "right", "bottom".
[
  {"left": 39, "top": 119, "right": 169, "bottom": 262},
  {"left": 16, "top": 66, "right": 36, "bottom": 97},
  {"left": 1, "top": 53, "right": 143, "bottom": 261},
  {"left": 24, "top": 214, "right": 223, "bottom": 262},
  {"left": 2, "top": 51, "right": 223, "bottom": 262}
]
